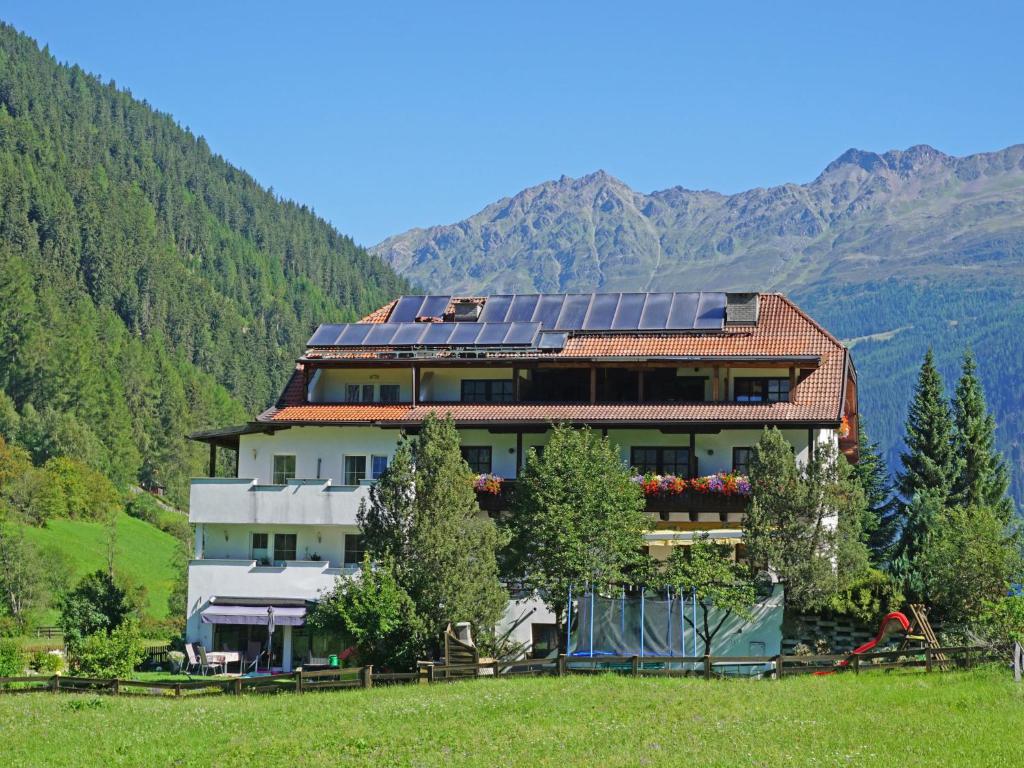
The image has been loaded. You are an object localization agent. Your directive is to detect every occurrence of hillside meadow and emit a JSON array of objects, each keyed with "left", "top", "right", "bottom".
[
  {"left": 0, "top": 668, "right": 1020, "bottom": 767},
  {"left": 18, "top": 511, "right": 181, "bottom": 624}
]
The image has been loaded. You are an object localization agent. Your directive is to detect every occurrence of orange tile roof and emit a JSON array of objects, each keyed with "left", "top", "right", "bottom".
[
  {"left": 261, "top": 294, "right": 851, "bottom": 426},
  {"left": 360, "top": 299, "right": 397, "bottom": 323}
]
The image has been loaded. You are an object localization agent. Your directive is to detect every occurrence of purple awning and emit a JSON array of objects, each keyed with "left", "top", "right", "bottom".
[{"left": 200, "top": 605, "right": 306, "bottom": 626}]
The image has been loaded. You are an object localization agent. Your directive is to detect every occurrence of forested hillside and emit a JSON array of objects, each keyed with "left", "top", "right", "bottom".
[
  {"left": 374, "top": 153, "right": 1024, "bottom": 506},
  {"left": 0, "top": 24, "right": 409, "bottom": 503}
]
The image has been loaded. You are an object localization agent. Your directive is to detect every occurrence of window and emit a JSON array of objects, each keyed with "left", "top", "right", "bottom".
[
  {"left": 631, "top": 447, "right": 691, "bottom": 476},
  {"left": 344, "top": 455, "right": 367, "bottom": 485},
  {"left": 461, "top": 379, "right": 514, "bottom": 403},
  {"left": 733, "top": 447, "right": 753, "bottom": 475},
  {"left": 530, "top": 624, "right": 560, "bottom": 659},
  {"left": 379, "top": 384, "right": 400, "bottom": 403},
  {"left": 734, "top": 377, "right": 790, "bottom": 403},
  {"left": 371, "top": 455, "right": 389, "bottom": 480},
  {"left": 644, "top": 370, "right": 706, "bottom": 402},
  {"left": 344, "top": 384, "right": 377, "bottom": 402},
  {"left": 273, "top": 533, "right": 297, "bottom": 563},
  {"left": 251, "top": 532, "right": 269, "bottom": 562},
  {"left": 343, "top": 534, "right": 366, "bottom": 567},
  {"left": 272, "top": 455, "right": 296, "bottom": 485},
  {"left": 460, "top": 446, "right": 492, "bottom": 474}
]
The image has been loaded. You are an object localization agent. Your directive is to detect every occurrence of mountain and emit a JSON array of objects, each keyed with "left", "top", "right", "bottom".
[
  {"left": 0, "top": 23, "right": 409, "bottom": 503},
  {"left": 373, "top": 147, "right": 1024, "bottom": 505}
]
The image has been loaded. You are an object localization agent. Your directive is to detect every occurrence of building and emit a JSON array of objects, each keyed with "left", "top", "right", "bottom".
[{"left": 186, "top": 292, "right": 858, "bottom": 669}]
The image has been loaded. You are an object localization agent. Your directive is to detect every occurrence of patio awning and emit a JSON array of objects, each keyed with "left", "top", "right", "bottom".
[{"left": 200, "top": 604, "right": 306, "bottom": 626}]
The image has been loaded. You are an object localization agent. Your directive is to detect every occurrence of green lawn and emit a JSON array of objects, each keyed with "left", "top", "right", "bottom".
[
  {"left": 20, "top": 512, "right": 181, "bottom": 622},
  {"left": 0, "top": 668, "right": 1021, "bottom": 767}
]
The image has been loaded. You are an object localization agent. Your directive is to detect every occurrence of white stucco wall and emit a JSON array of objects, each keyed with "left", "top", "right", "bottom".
[
  {"left": 310, "top": 368, "right": 413, "bottom": 402},
  {"left": 420, "top": 367, "right": 515, "bottom": 402}
]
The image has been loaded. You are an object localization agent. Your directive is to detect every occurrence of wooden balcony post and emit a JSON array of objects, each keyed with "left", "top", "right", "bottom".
[
  {"left": 689, "top": 432, "right": 696, "bottom": 477},
  {"left": 590, "top": 367, "right": 597, "bottom": 404},
  {"left": 513, "top": 366, "right": 520, "bottom": 401},
  {"left": 789, "top": 366, "right": 797, "bottom": 402},
  {"left": 712, "top": 365, "right": 720, "bottom": 401},
  {"left": 516, "top": 432, "right": 523, "bottom": 474},
  {"left": 208, "top": 443, "right": 217, "bottom": 477},
  {"left": 412, "top": 366, "right": 420, "bottom": 406}
]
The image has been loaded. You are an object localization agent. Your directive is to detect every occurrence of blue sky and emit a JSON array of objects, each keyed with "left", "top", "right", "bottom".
[{"left": 4, "top": 2, "right": 1023, "bottom": 245}]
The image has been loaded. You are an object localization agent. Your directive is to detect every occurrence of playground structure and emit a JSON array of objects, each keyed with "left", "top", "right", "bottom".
[{"left": 817, "top": 603, "right": 947, "bottom": 674}]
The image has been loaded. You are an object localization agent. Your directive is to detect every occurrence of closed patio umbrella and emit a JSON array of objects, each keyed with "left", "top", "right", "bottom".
[{"left": 265, "top": 606, "right": 276, "bottom": 670}]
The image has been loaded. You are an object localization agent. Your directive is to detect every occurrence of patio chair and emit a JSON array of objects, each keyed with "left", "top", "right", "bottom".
[
  {"left": 196, "top": 644, "right": 224, "bottom": 676},
  {"left": 183, "top": 643, "right": 201, "bottom": 675}
]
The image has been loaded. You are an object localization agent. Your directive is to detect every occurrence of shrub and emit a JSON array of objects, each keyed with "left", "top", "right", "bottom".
[
  {"left": 58, "top": 570, "right": 133, "bottom": 647},
  {"left": 125, "top": 494, "right": 161, "bottom": 526},
  {"left": 979, "top": 595, "right": 1024, "bottom": 658},
  {"left": 29, "top": 649, "right": 64, "bottom": 674},
  {"left": 0, "top": 638, "right": 25, "bottom": 677},
  {"left": 72, "top": 620, "right": 146, "bottom": 678}
]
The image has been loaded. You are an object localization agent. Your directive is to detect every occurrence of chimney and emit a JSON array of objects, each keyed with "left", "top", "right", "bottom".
[{"left": 726, "top": 293, "right": 759, "bottom": 325}]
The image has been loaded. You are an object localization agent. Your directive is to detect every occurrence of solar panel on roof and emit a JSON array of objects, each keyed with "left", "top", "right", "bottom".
[
  {"left": 418, "top": 295, "right": 452, "bottom": 319},
  {"left": 364, "top": 324, "right": 399, "bottom": 345},
  {"left": 668, "top": 293, "right": 700, "bottom": 329},
  {"left": 532, "top": 294, "right": 565, "bottom": 328},
  {"left": 537, "top": 331, "right": 568, "bottom": 350},
  {"left": 612, "top": 293, "right": 645, "bottom": 329},
  {"left": 449, "top": 322, "right": 483, "bottom": 344},
  {"left": 307, "top": 324, "right": 345, "bottom": 345},
  {"left": 388, "top": 295, "right": 427, "bottom": 323},
  {"left": 505, "top": 322, "right": 541, "bottom": 345},
  {"left": 476, "top": 322, "right": 510, "bottom": 345},
  {"left": 336, "top": 324, "right": 373, "bottom": 345},
  {"left": 639, "top": 292, "right": 672, "bottom": 329},
  {"left": 421, "top": 323, "right": 458, "bottom": 345},
  {"left": 583, "top": 293, "right": 619, "bottom": 330},
  {"left": 507, "top": 294, "right": 540, "bottom": 322},
  {"left": 478, "top": 294, "right": 513, "bottom": 323},
  {"left": 694, "top": 292, "right": 727, "bottom": 329},
  {"left": 391, "top": 323, "right": 429, "bottom": 345},
  {"left": 556, "top": 294, "right": 591, "bottom": 329}
]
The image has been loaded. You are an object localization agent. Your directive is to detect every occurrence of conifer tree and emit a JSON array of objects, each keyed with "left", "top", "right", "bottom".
[
  {"left": 951, "top": 351, "right": 1014, "bottom": 521},
  {"left": 896, "top": 350, "right": 959, "bottom": 503},
  {"left": 850, "top": 420, "right": 896, "bottom": 564},
  {"left": 358, "top": 414, "right": 508, "bottom": 650}
]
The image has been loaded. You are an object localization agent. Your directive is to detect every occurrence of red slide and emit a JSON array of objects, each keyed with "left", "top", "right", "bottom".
[{"left": 838, "top": 611, "right": 911, "bottom": 666}]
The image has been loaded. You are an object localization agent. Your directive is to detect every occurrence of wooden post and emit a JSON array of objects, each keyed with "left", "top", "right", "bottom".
[
  {"left": 512, "top": 366, "right": 520, "bottom": 402},
  {"left": 234, "top": 677, "right": 242, "bottom": 695},
  {"left": 362, "top": 665, "right": 374, "bottom": 688},
  {"left": 689, "top": 432, "right": 696, "bottom": 477},
  {"left": 296, "top": 669, "right": 303, "bottom": 694},
  {"left": 492, "top": 660, "right": 500, "bottom": 677},
  {"left": 925, "top": 648, "right": 933, "bottom": 674},
  {"left": 558, "top": 654, "right": 567, "bottom": 677},
  {"left": 631, "top": 655, "right": 639, "bottom": 677},
  {"left": 704, "top": 655, "right": 712, "bottom": 680},
  {"left": 112, "top": 678, "right": 120, "bottom": 695},
  {"left": 175, "top": 682, "right": 182, "bottom": 698},
  {"left": 789, "top": 366, "right": 797, "bottom": 402},
  {"left": 852, "top": 654, "right": 860, "bottom": 676},
  {"left": 412, "top": 366, "right": 420, "bottom": 405},
  {"left": 418, "top": 664, "right": 429, "bottom": 685},
  {"left": 428, "top": 664, "right": 436, "bottom": 684},
  {"left": 712, "top": 365, "right": 720, "bottom": 401},
  {"left": 208, "top": 443, "right": 217, "bottom": 477},
  {"left": 775, "top": 655, "right": 783, "bottom": 680},
  {"left": 590, "top": 367, "right": 597, "bottom": 404},
  {"left": 52, "top": 675, "right": 60, "bottom": 693},
  {"left": 516, "top": 431, "right": 523, "bottom": 474}
]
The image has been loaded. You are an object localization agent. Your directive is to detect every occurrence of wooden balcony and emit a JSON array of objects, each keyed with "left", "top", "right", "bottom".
[{"left": 476, "top": 481, "right": 749, "bottom": 523}]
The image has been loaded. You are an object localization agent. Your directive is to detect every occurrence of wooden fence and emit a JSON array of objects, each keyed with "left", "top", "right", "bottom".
[{"left": 0, "top": 645, "right": 997, "bottom": 697}]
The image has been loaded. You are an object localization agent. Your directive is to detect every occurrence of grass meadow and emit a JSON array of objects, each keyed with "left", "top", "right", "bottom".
[{"left": 0, "top": 667, "right": 1021, "bottom": 767}]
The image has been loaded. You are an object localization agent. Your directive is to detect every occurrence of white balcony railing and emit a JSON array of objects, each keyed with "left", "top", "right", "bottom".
[
  {"left": 189, "top": 477, "right": 370, "bottom": 526},
  {"left": 186, "top": 558, "right": 359, "bottom": 607}
]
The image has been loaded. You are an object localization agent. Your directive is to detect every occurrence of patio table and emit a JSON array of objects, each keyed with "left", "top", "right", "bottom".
[{"left": 206, "top": 651, "right": 242, "bottom": 673}]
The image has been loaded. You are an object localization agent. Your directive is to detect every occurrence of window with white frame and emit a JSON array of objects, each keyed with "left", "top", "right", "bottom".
[
  {"left": 273, "top": 533, "right": 297, "bottom": 563},
  {"left": 251, "top": 532, "right": 270, "bottom": 563},
  {"left": 344, "top": 455, "right": 367, "bottom": 485},
  {"left": 272, "top": 455, "right": 296, "bottom": 485},
  {"left": 371, "top": 455, "right": 389, "bottom": 480}
]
